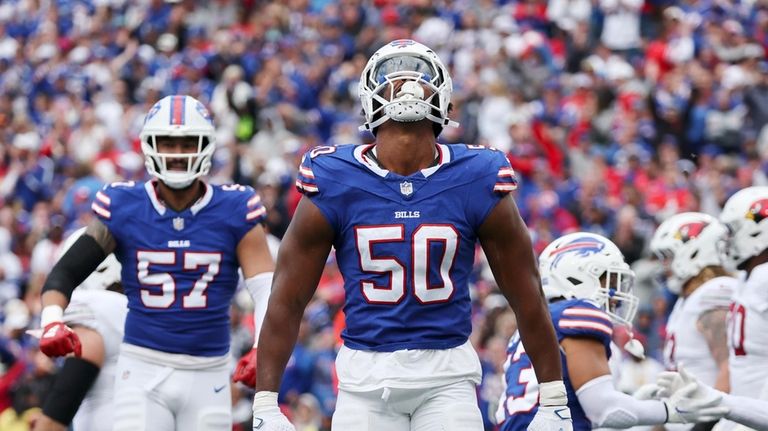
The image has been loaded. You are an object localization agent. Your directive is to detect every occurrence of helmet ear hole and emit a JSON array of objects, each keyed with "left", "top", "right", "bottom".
[{"left": 566, "top": 277, "right": 583, "bottom": 285}]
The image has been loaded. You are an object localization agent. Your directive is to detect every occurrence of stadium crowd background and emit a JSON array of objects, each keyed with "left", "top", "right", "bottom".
[{"left": 0, "top": 0, "right": 767, "bottom": 429}]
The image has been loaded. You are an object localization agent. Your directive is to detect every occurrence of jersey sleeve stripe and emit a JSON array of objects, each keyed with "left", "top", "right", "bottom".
[
  {"left": 246, "top": 207, "right": 266, "bottom": 221},
  {"left": 95, "top": 191, "right": 111, "bottom": 206},
  {"left": 247, "top": 194, "right": 262, "bottom": 208},
  {"left": 559, "top": 319, "right": 613, "bottom": 336},
  {"left": 498, "top": 167, "right": 516, "bottom": 177},
  {"left": 299, "top": 166, "right": 315, "bottom": 179},
  {"left": 493, "top": 183, "right": 518, "bottom": 192},
  {"left": 563, "top": 307, "right": 612, "bottom": 323},
  {"left": 91, "top": 202, "right": 111, "bottom": 219},
  {"left": 295, "top": 179, "right": 319, "bottom": 194}
]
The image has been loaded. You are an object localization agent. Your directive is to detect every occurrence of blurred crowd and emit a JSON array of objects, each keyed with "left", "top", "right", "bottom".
[{"left": 0, "top": 0, "right": 767, "bottom": 429}]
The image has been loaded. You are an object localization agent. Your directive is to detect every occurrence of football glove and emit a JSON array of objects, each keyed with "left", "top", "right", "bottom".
[
  {"left": 529, "top": 381, "right": 573, "bottom": 431},
  {"left": 528, "top": 406, "right": 573, "bottom": 431},
  {"left": 658, "top": 367, "right": 730, "bottom": 423},
  {"left": 34, "top": 306, "right": 81, "bottom": 358},
  {"left": 39, "top": 322, "right": 81, "bottom": 358},
  {"left": 233, "top": 348, "right": 257, "bottom": 388},
  {"left": 252, "top": 391, "right": 294, "bottom": 431}
]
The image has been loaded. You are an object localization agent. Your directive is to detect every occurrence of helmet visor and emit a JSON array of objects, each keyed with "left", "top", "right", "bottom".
[{"left": 373, "top": 55, "right": 437, "bottom": 84}]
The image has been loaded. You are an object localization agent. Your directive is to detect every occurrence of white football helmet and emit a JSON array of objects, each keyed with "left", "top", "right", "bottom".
[
  {"left": 358, "top": 39, "right": 458, "bottom": 134},
  {"left": 539, "top": 232, "right": 638, "bottom": 326},
  {"left": 59, "top": 227, "right": 121, "bottom": 290},
  {"left": 139, "top": 95, "right": 216, "bottom": 189},
  {"left": 719, "top": 186, "right": 768, "bottom": 268},
  {"left": 649, "top": 212, "right": 730, "bottom": 294}
]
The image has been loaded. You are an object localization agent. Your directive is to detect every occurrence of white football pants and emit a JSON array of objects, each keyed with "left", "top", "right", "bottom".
[
  {"left": 331, "top": 379, "right": 483, "bottom": 431},
  {"left": 112, "top": 354, "right": 231, "bottom": 431}
]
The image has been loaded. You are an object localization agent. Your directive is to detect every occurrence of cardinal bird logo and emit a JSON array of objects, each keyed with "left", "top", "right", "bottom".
[
  {"left": 673, "top": 222, "right": 708, "bottom": 243},
  {"left": 746, "top": 199, "right": 768, "bottom": 223}
]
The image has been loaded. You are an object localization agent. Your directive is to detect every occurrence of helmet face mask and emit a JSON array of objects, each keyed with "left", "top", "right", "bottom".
[
  {"left": 358, "top": 39, "right": 458, "bottom": 134},
  {"left": 140, "top": 95, "right": 216, "bottom": 189},
  {"left": 539, "top": 232, "right": 638, "bottom": 326}
]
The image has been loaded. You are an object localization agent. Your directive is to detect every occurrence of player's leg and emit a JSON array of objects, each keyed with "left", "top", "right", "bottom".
[
  {"left": 410, "top": 380, "right": 483, "bottom": 431},
  {"left": 72, "top": 395, "right": 111, "bottom": 431},
  {"left": 174, "top": 366, "right": 232, "bottom": 431},
  {"left": 112, "top": 354, "right": 175, "bottom": 431},
  {"left": 332, "top": 388, "right": 410, "bottom": 431}
]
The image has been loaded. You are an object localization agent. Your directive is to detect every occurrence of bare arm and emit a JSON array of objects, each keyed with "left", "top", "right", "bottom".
[
  {"left": 565, "top": 337, "right": 669, "bottom": 426},
  {"left": 478, "top": 195, "right": 562, "bottom": 384},
  {"left": 41, "top": 219, "right": 115, "bottom": 310},
  {"left": 236, "top": 224, "right": 275, "bottom": 278},
  {"left": 697, "top": 309, "right": 730, "bottom": 392},
  {"left": 255, "top": 197, "right": 334, "bottom": 392},
  {"left": 72, "top": 326, "right": 105, "bottom": 367},
  {"left": 562, "top": 338, "right": 611, "bottom": 390},
  {"left": 84, "top": 218, "right": 116, "bottom": 255}
]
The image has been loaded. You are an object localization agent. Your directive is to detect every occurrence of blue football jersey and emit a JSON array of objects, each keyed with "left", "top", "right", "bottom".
[
  {"left": 295, "top": 143, "right": 518, "bottom": 352},
  {"left": 91, "top": 180, "right": 266, "bottom": 356},
  {"left": 498, "top": 299, "right": 614, "bottom": 431}
]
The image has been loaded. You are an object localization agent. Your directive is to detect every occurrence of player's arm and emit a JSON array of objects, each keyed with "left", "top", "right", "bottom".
[
  {"left": 697, "top": 309, "right": 730, "bottom": 392},
  {"left": 39, "top": 326, "right": 104, "bottom": 429},
  {"left": 478, "top": 195, "right": 562, "bottom": 386},
  {"left": 41, "top": 219, "right": 115, "bottom": 309},
  {"left": 38, "top": 219, "right": 114, "bottom": 357},
  {"left": 233, "top": 224, "right": 275, "bottom": 387},
  {"left": 255, "top": 196, "right": 333, "bottom": 392},
  {"left": 563, "top": 337, "right": 674, "bottom": 427}
]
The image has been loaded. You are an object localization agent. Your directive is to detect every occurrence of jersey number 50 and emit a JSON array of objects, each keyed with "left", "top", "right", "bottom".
[{"left": 355, "top": 224, "right": 458, "bottom": 304}]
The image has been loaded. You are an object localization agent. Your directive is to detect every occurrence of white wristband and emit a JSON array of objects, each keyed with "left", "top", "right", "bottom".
[
  {"left": 540, "top": 380, "right": 568, "bottom": 407},
  {"left": 41, "top": 305, "right": 64, "bottom": 328},
  {"left": 252, "top": 391, "right": 279, "bottom": 409}
]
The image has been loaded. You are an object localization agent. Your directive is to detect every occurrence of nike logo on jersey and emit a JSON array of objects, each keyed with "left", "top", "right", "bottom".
[
  {"left": 394, "top": 211, "right": 420, "bottom": 219},
  {"left": 214, "top": 385, "right": 226, "bottom": 393},
  {"left": 168, "top": 240, "right": 190, "bottom": 248}
]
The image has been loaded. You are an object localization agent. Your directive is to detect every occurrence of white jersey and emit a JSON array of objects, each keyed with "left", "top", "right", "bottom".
[
  {"left": 63, "top": 289, "right": 128, "bottom": 431},
  {"left": 663, "top": 276, "right": 736, "bottom": 386},
  {"left": 728, "top": 263, "right": 768, "bottom": 399}
]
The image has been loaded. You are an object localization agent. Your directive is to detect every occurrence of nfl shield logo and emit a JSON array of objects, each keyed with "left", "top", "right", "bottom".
[
  {"left": 400, "top": 181, "right": 413, "bottom": 196},
  {"left": 172, "top": 217, "right": 185, "bottom": 231}
]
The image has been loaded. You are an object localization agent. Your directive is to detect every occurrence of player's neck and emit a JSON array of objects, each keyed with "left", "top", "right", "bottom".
[
  {"left": 155, "top": 180, "right": 206, "bottom": 212},
  {"left": 681, "top": 266, "right": 729, "bottom": 297},
  {"left": 743, "top": 250, "right": 768, "bottom": 278},
  {"left": 373, "top": 122, "right": 438, "bottom": 176}
]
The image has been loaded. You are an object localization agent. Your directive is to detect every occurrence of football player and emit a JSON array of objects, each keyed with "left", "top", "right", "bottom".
[
  {"left": 497, "top": 232, "right": 714, "bottom": 430},
  {"left": 33, "top": 227, "right": 126, "bottom": 431},
  {"left": 650, "top": 213, "right": 736, "bottom": 393},
  {"left": 719, "top": 187, "right": 768, "bottom": 401},
  {"left": 37, "top": 95, "right": 275, "bottom": 431},
  {"left": 252, "top": 40, "right": 571, "bottom": 431}
]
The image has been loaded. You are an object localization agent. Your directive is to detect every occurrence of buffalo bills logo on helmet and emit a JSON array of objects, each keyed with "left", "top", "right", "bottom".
[
  {"left": 390, "top": 39, "right": 416, "bottom": 48},
  {"left": 144, "top": 102, "right": 162, "bottom": 125},
  {"left": 195, "top": 101, "right": 213, "bottom": 125},
  {"left": 747, "top": 199, "right": 768, "bottom": 223},
  {"left": 548, "top": 236, "right": 606, "bottom": 268},
  {"left": 674, "top": 221, "right": 708, "bottom": 243}
]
